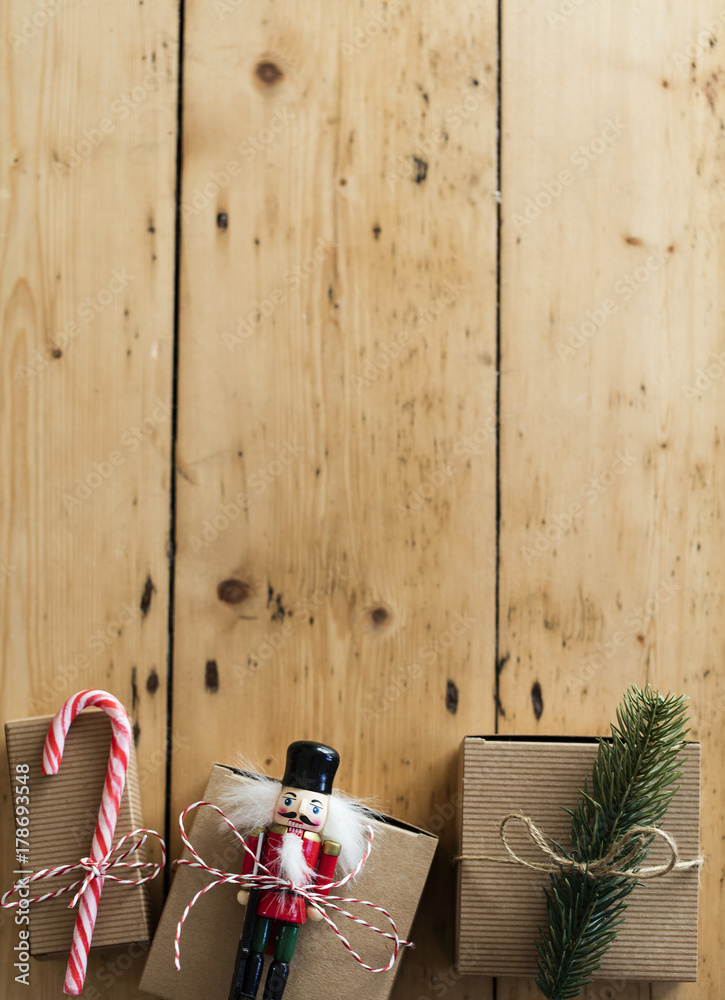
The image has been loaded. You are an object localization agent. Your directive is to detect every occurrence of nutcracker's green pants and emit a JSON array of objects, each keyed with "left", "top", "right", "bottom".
[{"left": 250, "top": 917, "right": 299, "bottom": 963}]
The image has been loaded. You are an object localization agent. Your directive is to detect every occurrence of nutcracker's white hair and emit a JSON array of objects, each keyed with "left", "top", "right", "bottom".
[
  {"left": 216, "top": 763, "right": 282, "bottom": 835},
  {"left": 324, "top": 789, "right": 381, "bottom": 878},
  {"left": 217, "top": 755, "right": 381, "bottom": 880}
]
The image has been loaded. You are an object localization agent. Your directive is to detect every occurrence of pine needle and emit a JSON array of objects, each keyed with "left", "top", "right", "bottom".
[{"left": 535, "top": 685, "right": 689, "bottom": 1000}]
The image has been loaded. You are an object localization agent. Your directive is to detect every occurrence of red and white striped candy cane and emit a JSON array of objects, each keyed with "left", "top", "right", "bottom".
[{"left": 42, "top": 690, "right": 132, "bottom": 996}]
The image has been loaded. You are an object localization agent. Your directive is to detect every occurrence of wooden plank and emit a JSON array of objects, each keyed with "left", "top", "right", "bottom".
[
  {"left": 0, "top": 0, "right": 177, "bottom": 996},
  {"left": 174, "top": 1, "right": 497, "bottom": 996},
  {"left": 498, "top": 3, "right": 725, "bottom": 998}
]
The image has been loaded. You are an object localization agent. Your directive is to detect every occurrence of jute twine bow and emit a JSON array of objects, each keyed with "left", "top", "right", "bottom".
[{"left": 454, "top": 813, "right": 703, "bottom": 880}]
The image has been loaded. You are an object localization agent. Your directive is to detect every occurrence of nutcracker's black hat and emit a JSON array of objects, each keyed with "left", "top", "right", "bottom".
[{"left": 282, "top": 741, "right": 340, "bottom": 795}]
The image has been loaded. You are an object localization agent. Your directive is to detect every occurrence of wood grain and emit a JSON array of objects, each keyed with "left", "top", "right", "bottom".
[
  {"left": 173, "top": 2, "right": 497, "bottom": 997},
  {"left": 0, "top": 0, "right": 177, "bottom": 996},
  {"left": 498, "top": 2, "right": 725, "bottom": 998},
  {"left": 4, "top": 1, "right": 724, "bottom": 999}
]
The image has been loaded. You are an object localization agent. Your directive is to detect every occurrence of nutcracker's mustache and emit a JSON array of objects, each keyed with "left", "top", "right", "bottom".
[{"left": 279, "top": 810, "right": 319, "bottom": 827}]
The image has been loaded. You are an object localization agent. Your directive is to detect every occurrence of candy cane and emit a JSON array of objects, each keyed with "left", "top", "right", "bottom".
[{"left": 42, "top": 690, "right": 132, "bottom": 996}]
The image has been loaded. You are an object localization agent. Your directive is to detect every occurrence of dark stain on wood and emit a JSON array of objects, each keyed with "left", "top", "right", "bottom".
[
  {"left": 531, "top": 681, "right": 544, "bottom": 720},
  {"left": 131, "top": 666, "right": 139, "bottom": 710},
  {"left": 496, "top": 652, "right": 510, "bottom": 676},
  {"left": 51, "top": 346, "right": 62, "bottom": 358},
  {"left": 413, "top": 157, "right": 428, "bottom": 183},
  {"left": 625, "top": 235, "right": 642, "bottom": 246},
  {"left": 146, "top": 669, "right": 159, "bottom": 694},
  {"left": 271, "top": 592, "right": 286, "bottom": 622},
  {"left": 141, "top": 575, "right": 156, "bottom": 616},
  {"left": 372, "top": 224, "right": 381, "bottom": 239},
  {"left": 217, "top": 212, "right": 228, "bottom": 231},
  {"left": 133, "top": 721, "right": 140, "bottom": 745},
  {"left": 205, "top": 659, "right": 219, "bottom": 692},
  {"left": 217, "top": 578, "right": 251, "bottom": 604},
  {"left": 255, "top": 60, "right": 283, "bottom": 85},
  {"left": 446, "top": 679, "right": 459, "bottom": 714}
]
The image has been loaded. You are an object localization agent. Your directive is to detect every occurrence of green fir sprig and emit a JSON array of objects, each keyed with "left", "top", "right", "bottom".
[{"left": 535, "top": 685, "right": 689, "bottom": 1000}]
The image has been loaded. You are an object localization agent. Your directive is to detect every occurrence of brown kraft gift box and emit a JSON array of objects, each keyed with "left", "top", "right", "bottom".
[
  {"left": 140, "top": 764, "right": 438, "bottom": 1000},
  {"left": 457, "top": 737, "right": 701, "bottom": 982},
  {"left": 5, "top": 710, "right": 153, "bottom": 958}
]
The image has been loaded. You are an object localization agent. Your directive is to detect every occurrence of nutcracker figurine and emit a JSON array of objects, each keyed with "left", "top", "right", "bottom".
[{"left": 226, "top": 741, "right": 372, "bottom": 1000}]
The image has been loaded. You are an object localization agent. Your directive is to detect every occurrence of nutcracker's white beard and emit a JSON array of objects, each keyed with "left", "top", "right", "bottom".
[{"left": 275, "top": 830, "right": 315, "bottom": 887}]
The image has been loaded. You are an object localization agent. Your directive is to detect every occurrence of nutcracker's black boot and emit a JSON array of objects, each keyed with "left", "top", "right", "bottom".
[
  {"left": 238, "top": 952, "right": 264, "bottom": 998},
  {"left": 263, "top": 960, "right": 290, "bottom": 1000}
]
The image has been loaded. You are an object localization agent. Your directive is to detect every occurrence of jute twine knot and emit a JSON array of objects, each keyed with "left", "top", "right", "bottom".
[{"left": 454, "top": 813, "right": 703, "bottom": 880}]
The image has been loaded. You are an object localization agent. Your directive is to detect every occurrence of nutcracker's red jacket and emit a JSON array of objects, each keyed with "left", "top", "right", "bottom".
[{"left": 242, "top": 823, "right": 341, "bottom": 924}]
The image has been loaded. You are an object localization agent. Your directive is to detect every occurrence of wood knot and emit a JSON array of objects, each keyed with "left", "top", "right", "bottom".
[
  {"left": 140, "top": 575, "right": 155, "bottom": 616},
  {"left": 446, "top": 679, "right": 459, "bottom": 714},
  {"left": 255, "top": 60, "right": 283, "bottom": 85},
  {"left": 217, "top": 579, "right": 251, "bottom": 604},
  {"left": 369, "top": 605, "right": 390, "bottom": 627},
  {"left": 205, "top": 659, "right": 219, "bottom": 692},
  {"left": 531, "top": 681, "right": 544, "bottom": 720}
]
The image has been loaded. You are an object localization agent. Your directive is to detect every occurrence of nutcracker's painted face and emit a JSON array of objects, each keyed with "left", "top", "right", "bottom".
[{"left": 274, "top": 785, "right": 330, "bottom": 833}]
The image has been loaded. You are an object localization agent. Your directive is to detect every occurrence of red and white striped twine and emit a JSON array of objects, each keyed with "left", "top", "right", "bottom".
[
  {"left": 1, "top": 828, "right": 166, "bottom": 908},
  {"left": 41, "top": 690, "right": 133, "bottom": 995},
  {"left": 173, "top": 801, "right": 413, "bottom": 975}
]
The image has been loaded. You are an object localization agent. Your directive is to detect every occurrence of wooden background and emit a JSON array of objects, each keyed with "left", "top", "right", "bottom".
[{"left": 1, "top": 1, "right": 723, "bottom": 998}]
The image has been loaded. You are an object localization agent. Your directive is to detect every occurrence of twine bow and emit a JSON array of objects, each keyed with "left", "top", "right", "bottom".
[
  {"left": 173, "top": 801, "right": 412, "bottom": 974},
  {"left": 0, "top": 829, "right": 166, "bottom": 911},
  {"left": 454, "top": 813, "right": 703, "bottom": 879}
]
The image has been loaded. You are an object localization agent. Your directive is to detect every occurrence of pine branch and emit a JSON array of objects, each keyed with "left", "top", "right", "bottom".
[{"left": 535, "top": 685, "right": 689, "bottom": 1000}]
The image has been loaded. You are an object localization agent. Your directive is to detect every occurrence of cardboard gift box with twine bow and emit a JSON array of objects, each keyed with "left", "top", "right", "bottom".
[
  {"left": 456, "top": 735, "right": 701, "bottom": 983},
  {"left": 3, "top": 692, "right": 164, "bottom": 996},
  {"left": 140, "top": 761, "right": 438, "bottom": 1000}
]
